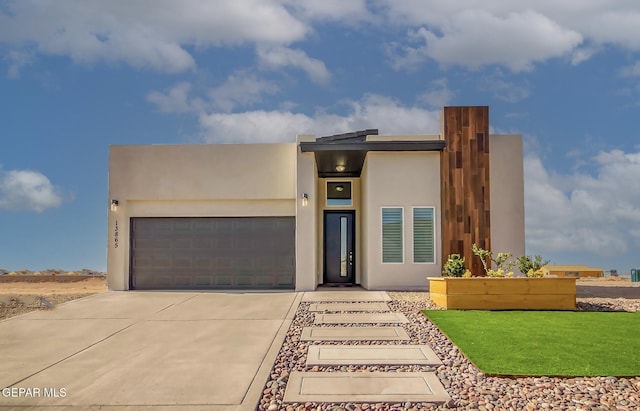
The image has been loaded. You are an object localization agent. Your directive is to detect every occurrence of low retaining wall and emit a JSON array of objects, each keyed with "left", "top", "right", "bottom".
[{"left": 429, "top": 277, "right": 577, "bottom": 310}]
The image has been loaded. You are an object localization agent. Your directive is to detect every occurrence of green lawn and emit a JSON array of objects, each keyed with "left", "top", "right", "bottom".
[{"left": 423, "top": 310, "right": 640, "bottom": 376}]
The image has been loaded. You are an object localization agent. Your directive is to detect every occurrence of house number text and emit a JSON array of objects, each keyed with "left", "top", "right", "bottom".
[{"left": 114, "top": 220, "right": 119, "bottom": 248}]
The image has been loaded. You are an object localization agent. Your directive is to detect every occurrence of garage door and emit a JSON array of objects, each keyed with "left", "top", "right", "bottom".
[{"left": 130, "top": 217, "right": 295, "bottom": 290}]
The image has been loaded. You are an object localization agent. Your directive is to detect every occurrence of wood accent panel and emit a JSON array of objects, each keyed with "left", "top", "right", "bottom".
[
  {"left": 440, "top": 107, "right": 491, "bottom": 275},
  {"left": 428, "top": 278, "right": 577, "bottom": 310}
]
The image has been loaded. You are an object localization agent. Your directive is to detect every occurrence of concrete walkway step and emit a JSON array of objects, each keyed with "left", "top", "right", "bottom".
[
  {"left": 301, "top": 327, "right": 410, "bottom": 341},
  {"left": 314, "top": 312, "right": 409, "bottom": 324},
  {"left": 284, "top": 371, "right": 451, "bottom": 403},
  {"left": 306, "top": 345, "right": 442, "bottom": 366},
  {"left": 302, "top": 292, "right": 390, "bottom": 302},
  {"left": 308, "top": 302, "right": 390, "bottom": 312}
]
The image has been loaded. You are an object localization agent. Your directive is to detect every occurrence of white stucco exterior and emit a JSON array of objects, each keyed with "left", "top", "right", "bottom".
[
  {"left": 360, "top": 151, "right": 442, "bottom": 290},
  {"left": 108, "top": 109, "right": 526, "bottom": 291},
  {"left": 108, "top": 143, "right": 297, "bottom": 290},
  {"left": 490, "top": 134, "right": 526, "bottom": 269}
]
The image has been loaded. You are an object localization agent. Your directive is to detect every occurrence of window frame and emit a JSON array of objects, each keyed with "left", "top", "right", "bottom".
[
  {"left": 381, "top": 207, "right": 404, "bottom": 264},
  {"left": 326, "top": 181, "right": 353, "bottom": 207},
  {"left": 412, "top": 206, "right": 436, "bottom": 264}
]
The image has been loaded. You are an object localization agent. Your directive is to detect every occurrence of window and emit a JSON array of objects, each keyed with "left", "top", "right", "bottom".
[
  {"left": 327, "top": 182, "right": 352, "bottom": 206},
  {"left": 382, "top": 207, "right": 403, "bottom": 263},
  {"left": 413, "top": 207, "right": 435, "bottom": 263}
]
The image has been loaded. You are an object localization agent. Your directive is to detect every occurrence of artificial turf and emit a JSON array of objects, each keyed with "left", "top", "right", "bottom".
[{"left": 422, "top": 310, "right": 640, "bottom": 376}]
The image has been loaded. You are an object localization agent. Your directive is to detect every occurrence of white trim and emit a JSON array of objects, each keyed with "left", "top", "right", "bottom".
[
  {"left": 411, "top": 206, "right": 436, "bottom": 264},
  {"left": 380, "top": 206, "right": 404, "bottom": 264}
]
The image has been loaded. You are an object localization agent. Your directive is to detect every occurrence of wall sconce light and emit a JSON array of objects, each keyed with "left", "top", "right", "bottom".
[
  {"left": 335, "top": 164, "right": 346, "bottom": 172},
  {"left": 302, "top": 193, "right": 309, "bottom": 207},
  {"left": 110, "top": 199, "right": 119, "bottom": 212}
]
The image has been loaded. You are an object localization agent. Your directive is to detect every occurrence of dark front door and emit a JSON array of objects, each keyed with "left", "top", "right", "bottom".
[{"left": 323, "top": 211, "right": 355, "bottom": 285}]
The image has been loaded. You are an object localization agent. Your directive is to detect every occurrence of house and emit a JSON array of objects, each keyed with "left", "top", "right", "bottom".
[
  {"left": 542, "top": 265, "right": 604, "bottom": 278},
  {"left": 107, "top": 106, "right": 524, "bottom": 291}
]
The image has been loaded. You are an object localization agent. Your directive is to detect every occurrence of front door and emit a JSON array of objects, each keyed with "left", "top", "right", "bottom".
[{"left": 323, "top": 211, "right": 355, "bottom": 285}]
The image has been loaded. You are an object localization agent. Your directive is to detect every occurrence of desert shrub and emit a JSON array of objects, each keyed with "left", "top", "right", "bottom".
[
  {"left": 472, "top": 244, "right": 516, "bottom": 277},
  {"left": 442, "top": 254, "right": 471, "bottom": 277},
  {"left": 517, "top": 255, "right": 550, "bottom": 278}
]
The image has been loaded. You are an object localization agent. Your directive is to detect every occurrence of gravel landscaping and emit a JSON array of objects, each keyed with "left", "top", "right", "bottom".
[{"left": 259, "top": 291, "right": 640, "bottom": 411}]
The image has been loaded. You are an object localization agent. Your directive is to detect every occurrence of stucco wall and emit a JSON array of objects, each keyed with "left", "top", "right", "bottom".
[
  {"left": 489, "top": 134, "right": 525, "bottom": 270},
  {"left": 295, "top": 145, "right": 318, "bottom": 291},
  {"left": 109, "top": 144, "right": 297, "bottom": 200},
  {"left": 361, "top": 152, "right": 442, "bottom": 289},
  {"left": 360, "top": 160, "right": 370, "bottom": 289},
  {"left": 107, "top": 143, "right": 297, "bottom": 291}
]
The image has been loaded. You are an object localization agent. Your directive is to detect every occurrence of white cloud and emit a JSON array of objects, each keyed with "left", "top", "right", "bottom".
[
  {"left": 620, "top": 61, "right": 640, "bottom": 77},
  {"left": 0, "top": 1, "right": 308, "bottom": 73},
  {"left": 197, "top": 94, "right": 440, "bottom": 143},
  {"left": 393, "top": 9, "right": 582, "bottom": 72},
  {"left": 380, "top": 2, "right": 640, "bottom": 71},
  {"left": 257, "top": 46, "right": 331, "bottom": 84},
  {"left": 147, "top": 72, "right": 280, "bottom": 114},
  {"left": 146, "top": 82, "right": 197, "bottom": 114},
  {"left": 208, "top": 71, "right": 280, "bottom": 112},
  {"left": 0, "top": 168, "right": 64, "bottom": 212},
  {"left": 525, "top": 149, "right": 640, "bottom": 257},
  {"left": 479, "top": 72, "right": 530, "bottom": 102},
  {"left": 3, "top": 1, "right": 640, "bottom": 76},
  {"left": 418, "top": 78, "right": 454, "bottom": 108},
  {"left": 284, "top": 0, "right": 373, "bottom": 22},
  {"left": 5, "top": 50, "right": 33, "bottom": 78},
  {"left": 570, "top": 46, "right": 599, "bottom": 65}
]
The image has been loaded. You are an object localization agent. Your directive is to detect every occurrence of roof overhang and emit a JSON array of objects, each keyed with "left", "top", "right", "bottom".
[{"left": 300, "top": 140, "right": 446, "bottom": 177}]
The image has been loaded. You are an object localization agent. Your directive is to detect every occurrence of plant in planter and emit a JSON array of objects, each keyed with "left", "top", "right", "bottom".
[
  {"left": 517, "top": 255, "right": 550, "bottom": 278},
  {"left": 442, "top": 254, "right": 472, "bottom": 277},
  {"left": 471, "top": 244, "right": 516, "bottom": 277},
  {"left": 430, "top": 246, "right": 575, "bottom": 309}
]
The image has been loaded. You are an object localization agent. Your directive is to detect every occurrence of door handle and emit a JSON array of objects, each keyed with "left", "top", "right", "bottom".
[{"left": 349, "top": 252, "right": 353, "bottom": 265}]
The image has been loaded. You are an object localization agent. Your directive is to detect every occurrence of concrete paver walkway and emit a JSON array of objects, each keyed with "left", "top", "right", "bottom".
[
  {"left": 284, "top": 372, "right": 450, "bottom": 403},
  {"left": 308, "top": 302, "right": 389, "bottom": 312},
  {"left": 306, "top": 345, "right": 443, "bottom": 366},
  {"left": 314, "top": 312, "right": 410, "bottom": 324},
  {"left": 301, "top": 291, "right": 390, "bottom": 302},
  {"left": 283, "top": 290, "right": 451, "bottom": 405},
  {"left": 301, "top": 326, "right": 410, "bottom": 341}
]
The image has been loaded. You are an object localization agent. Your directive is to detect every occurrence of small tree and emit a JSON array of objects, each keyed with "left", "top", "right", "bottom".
[
  {"left": 517, "top": 255, "right": 550, "bottom": 278},
  {"left": 472, "top": 244, "right": 516, "bottom": 277}
]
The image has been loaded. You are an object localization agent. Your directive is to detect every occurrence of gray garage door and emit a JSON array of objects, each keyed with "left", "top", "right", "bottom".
[{"left": 130, "top": 217, "right": 295, "bottom": 290}]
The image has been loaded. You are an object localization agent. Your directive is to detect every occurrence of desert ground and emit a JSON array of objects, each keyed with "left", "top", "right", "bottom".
[{"left": 0, "top": 277, "right": 107, "bottom": 320}]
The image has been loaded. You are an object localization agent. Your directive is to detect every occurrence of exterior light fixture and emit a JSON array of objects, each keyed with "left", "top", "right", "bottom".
[
  {"left": 335, "top": 165, "right": 346, "bottom": 172},
  {"left": 335, "top": 185, "right": 344, "bottom": 192},
  {"left": 302, "top": 193, "right": 309, "bottom": 207},
  {"left": 110, "top": 199, "right": 119, "bottom": 211}
]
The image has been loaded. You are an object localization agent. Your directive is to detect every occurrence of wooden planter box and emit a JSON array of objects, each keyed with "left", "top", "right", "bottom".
[{"left": 428, "top": 277, "right": 576, "bottom": 310}]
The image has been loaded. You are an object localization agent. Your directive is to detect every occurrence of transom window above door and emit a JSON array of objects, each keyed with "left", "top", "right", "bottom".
[{"left": 327, "top": 182, "right": 352, "bottom": 206}]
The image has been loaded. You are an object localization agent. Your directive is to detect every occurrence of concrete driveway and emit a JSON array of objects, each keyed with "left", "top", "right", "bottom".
[{"left": 0, "top": 291, "right": 301, "bottom": 410}]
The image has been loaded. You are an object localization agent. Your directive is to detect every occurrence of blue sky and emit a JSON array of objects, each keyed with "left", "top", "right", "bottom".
[{"left": 1, "top": 1, "right": 640, "bottom": 274}]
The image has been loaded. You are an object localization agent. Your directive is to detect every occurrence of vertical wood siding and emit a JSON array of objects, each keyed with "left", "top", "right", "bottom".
[{"left": 440, "top": 106, "right": 491, "bottom": 275}]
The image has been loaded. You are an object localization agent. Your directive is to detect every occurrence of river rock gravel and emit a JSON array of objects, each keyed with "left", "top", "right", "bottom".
[{"left": 258, "top": 291, "right": 640, "bottom": 411}]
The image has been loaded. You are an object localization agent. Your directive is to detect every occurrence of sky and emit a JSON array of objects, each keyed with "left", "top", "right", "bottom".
[{"left": 1, "top": 1, "right": 640, "bottom": 275}]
